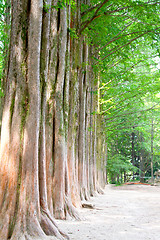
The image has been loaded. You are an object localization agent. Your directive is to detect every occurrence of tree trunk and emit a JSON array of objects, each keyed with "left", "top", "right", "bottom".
[
  {"left": 0, "top": 0, "right": 29, "bottom": 238},
  {"left": 151, "top": 119, "right": 154, "bottom": 184},
  {"left": 0, "top": 1, "right": 68, "bottom": 239},
  {"left": 52, "top": 6, "right": 67, "bottom": 219},
  {"left": 45, "top": 0, "right": 58, "bottom": 216},
  {"left": 89, "top": 86, "right": 95, "bottom": 195},
  {"left": 78, "top": 36, "right": 87, "bottom": 200},
  {"left": 67, "top": 34, "right": 81, "bottom": 208},
  {"left": 131, "top": 131, "right": 135, "bottom": 180},
  {"left": 0, "top": 0, "right": 108, "bottom": 238},
  {"left": 63, "top": 5, "right": 80, "bottom": 220}
]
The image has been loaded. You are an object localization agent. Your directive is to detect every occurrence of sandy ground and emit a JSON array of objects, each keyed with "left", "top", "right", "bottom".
[{"left": 56, "top": 184, "right": 160, "bottom": 240}]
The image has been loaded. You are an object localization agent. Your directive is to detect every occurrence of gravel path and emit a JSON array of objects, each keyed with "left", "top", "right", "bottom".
[{"left": 56, "top": 184, "right": 160, "bottom": 240}]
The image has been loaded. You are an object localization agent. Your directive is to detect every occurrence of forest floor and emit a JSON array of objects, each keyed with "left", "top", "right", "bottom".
[{"left": 56, "top": 184, "right": 160, "bottom": 240}]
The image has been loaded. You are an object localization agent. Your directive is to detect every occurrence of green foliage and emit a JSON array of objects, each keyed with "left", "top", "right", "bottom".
[
  {"left": 68, "top": 27, "right": 78, "bottom": 39},
  {"left": 107, "top": 154, "right": 137, "bottom": 175},
  {"left": 81, "top": 0, "right": 160, "bottom": 182},
  {"left": 0, "top": 0, "right": 10, "bottom": 96},
  {"left": 44, "top": 1, "right": 66, "bottom": 12},
  {"left": 44, "top": 0, "right": 76, "bottom": 12}
]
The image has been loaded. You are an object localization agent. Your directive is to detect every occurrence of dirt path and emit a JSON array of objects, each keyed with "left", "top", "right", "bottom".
[{"left": 56, "top": 184, "right": 160, "bottom": 240}]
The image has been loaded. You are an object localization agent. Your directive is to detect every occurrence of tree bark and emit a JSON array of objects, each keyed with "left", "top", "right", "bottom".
[
  {"left": 0, "top": 1, "right": 68, "bottom": 239},
  {"left": 78, "top": 36, "right": 86, "bottom": 200},
  {"left": 131, "top": 131, "right": 135, "bottom": 180},
  {"left": 0, "top": 0, "right": 28, "bottom": 238},
  {"left": 53, "top": 6, "right": 67, "bottom": 219},
  {"left": 0, "top": 0, "right": 108, "bottom": 238},
  {"left": 45, "top": 0, "right": 58, "bottom": 216},
  {"left": 67, "top": 33, "right": 81, "bottom": 208}
]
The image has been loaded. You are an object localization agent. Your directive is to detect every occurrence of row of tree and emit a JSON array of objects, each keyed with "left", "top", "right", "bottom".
[
  {"left": 0, "top": 0, "right": 160, "bottom": 239},
  {"left": 0, "top": 0, "right": 107, "bottom": 239}
]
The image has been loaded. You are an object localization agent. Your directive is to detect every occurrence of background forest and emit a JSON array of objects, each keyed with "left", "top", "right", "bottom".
[{"left": 0, "top": 0, "right": 160, "bottom": 239}]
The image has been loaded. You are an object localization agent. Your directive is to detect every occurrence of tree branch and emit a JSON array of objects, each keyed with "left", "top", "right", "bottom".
[
  {"left": 79, "top": 0, "right": 110, "bottom": 34},
  {"left": 96, "top": 26, "right": 140, "bottom": 54},
  {"left": 101, "top": 82, "right": 149, "bottom": 114},
  {"left": 81, "top": 3, "right": 113, "bottom": 17},
  {"left": 103, "top": 103, "right": 160, "bottom": 119},
  {"left": 96, "top": 27, "right": 160, "bottom": 64},
  {"left": 80, "top": 1, "right": 160, "bottom": 34},
  {"left": 104, "top": 1, "right": 160, "bottom": 15},
  {"left": 120, "top": 54, "right": 159, "bottom": 75}
]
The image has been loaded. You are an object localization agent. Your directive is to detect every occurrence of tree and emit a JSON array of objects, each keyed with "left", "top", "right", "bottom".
[
  {"left": 0, "top": 0, "right": 106, "bottom": 239},
  {"left": 1, "top": 0, "right": 160, "bottom": 239},
  {"left": 0, "top": 0, "right": 68, "bottom": 239}
]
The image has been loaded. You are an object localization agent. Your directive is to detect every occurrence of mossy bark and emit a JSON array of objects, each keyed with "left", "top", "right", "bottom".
[
  {"left": 52, "top": 6, "right": 67, "bottom": 219},
  {"left": 0, "top": 1, "right": 68, "bottom": 239},
  {"left": 0, "top": 1, "right": 107, "bottom": 238}
]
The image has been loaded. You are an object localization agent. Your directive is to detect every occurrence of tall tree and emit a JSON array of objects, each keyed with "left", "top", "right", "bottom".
[{"left": 0, "top": 0, "right": 68, "bottom": 239}]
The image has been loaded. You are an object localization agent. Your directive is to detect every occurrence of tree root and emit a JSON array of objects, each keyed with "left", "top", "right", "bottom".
[
  {"left": 64, "top": 196, "right": 81, "bottom": 221},
  {"left": 97, "top": 188, "right": 104, "bottom": 194},
  {"left": 83, "top": 188, "right": 90, "bottom": 201},
  {"left": 82, "top": 202, "right": 95, "bottom": 209},
  {"left": 11, "top": 233, "right": 59, "bottom": 240},
  {"left": 0, "top": 212, "right": 10, "bottom": 240},
  {"left": 10, "top": 209, "right": 69, "bottom": 240},
  {"left": 90, "top": 191, "right": 97, "bottom": 197},
  {"left": 89, "top": 186, "right": 96, "bottom": 197},
  {"left": 10, "top": 214, "right": 46, "bottom": 240},
  {"left": 40, "top": 208, "right": 69, "bottom": 240},
  {"left": 80, "top": 187, "right": 90, "bottom": 202}
]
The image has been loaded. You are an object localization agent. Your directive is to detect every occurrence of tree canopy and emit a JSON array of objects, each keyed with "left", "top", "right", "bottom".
[{"left": 79, "top": 0, "right": 160, "bottom": 182}]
